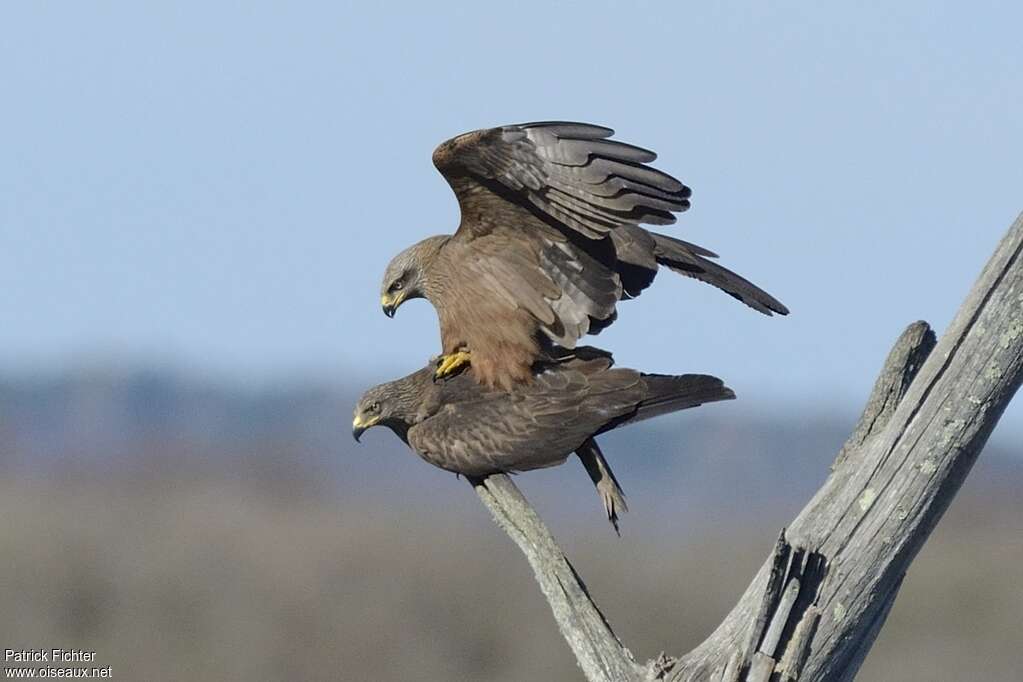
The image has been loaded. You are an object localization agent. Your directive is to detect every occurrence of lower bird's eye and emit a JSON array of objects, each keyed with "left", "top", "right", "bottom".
[{"left": 391, "top": 281, "right": 404, "bottom": 291}]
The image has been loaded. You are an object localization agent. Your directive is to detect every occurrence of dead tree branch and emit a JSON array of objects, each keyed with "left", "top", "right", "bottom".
[
  {"left": 471, "top": 211, "right": 1023, "bottom": 681},
  {"left": 472, "top": 475, "right": 645, "bottom": 681}
]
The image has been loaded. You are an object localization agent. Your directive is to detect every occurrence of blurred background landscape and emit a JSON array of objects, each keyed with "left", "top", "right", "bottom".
[
  {"left": 0, "top": 373, "right": 1020, "bottom": 680},
  {"left": 3, "top": 2, "right": 1021, "bottom": 680}
]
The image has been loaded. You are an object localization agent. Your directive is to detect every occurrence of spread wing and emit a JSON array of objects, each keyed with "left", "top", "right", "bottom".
[
  {"left": 433, "top": 121, "right": 691, "bottom": 241},
  {"left": 429, "top": 121, "right": 787, "bottom": 337},
  {"left": 407, "top": 363, "right": 646, "bottom": 477}
]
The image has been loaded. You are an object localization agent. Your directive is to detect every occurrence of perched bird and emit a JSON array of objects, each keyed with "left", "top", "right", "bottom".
[
  {"left": 379, "top": 121, "right": 788, "bottom": 389},
  {"left": 352, "top": 348, "right": 734, "bottom": 531}
]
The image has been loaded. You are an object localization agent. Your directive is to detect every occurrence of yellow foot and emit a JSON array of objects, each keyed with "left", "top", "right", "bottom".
[{"left": 434, "top": 350, "right": 471, "bottom": 381}]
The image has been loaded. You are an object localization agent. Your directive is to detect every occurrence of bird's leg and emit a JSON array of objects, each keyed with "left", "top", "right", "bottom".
[
  {"left": 434, "top": 348, "right": 472, "bottom": 381},
  {"left": 575, "top": 438, "right": 628, "bottom": 535}
]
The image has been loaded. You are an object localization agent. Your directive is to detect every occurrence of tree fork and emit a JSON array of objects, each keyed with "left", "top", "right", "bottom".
[{"left": 471, "top": 211, "right": 1023, "bottom": 681}]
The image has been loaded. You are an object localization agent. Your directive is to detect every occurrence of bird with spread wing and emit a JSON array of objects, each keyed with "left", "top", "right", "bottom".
[
  {"left": 351, "top": 347, "right": 734, "bottom": 532},
  {"left": 379, "top": 121, "right": 788, "bottom": 389}
]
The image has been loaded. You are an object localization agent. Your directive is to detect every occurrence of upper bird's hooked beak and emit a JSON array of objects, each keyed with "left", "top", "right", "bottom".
[
  {"left": 380, "top": 293, "right": 404, "bottom": 318},
  {"left": 352, "top": 413, "right": 379, "bottom": 442}
]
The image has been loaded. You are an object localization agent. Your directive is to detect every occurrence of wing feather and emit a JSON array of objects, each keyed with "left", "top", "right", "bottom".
[
  {"left": 426, "top": 121, "right": 786, "bottom": 351},
  {"left": 458, "top": 234, "right": 621, "bottom": 348},
  {"left": 408, "top": 362, "right": 644, "bottom": 476},
  {"left": 433, "top": 121, "right": 691, "bottom": 242}
]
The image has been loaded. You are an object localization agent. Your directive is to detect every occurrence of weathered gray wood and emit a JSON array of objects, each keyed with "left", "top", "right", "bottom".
[
  {"left": 470, "top": 474, "right": 644, "bottom": 682},
  {"left": 745, "top": 534, "right": 790, "bottom": 660},
  {"left": 776, "top": 606, "right": 820, "bottom": 681},
  {"left": 725, "top": 536, "right": 829, "bottom": 680},
  {"left": 832, "top": 321, "right": 937, "bottom": 469},
  {"left": 472, "top": 211, "right": 1023, "bottom": 682},
  {"left": 668, "top": 211, "right": 1023, "bottom": 681},
  {"left": 760, "top": 576, "right": 800, "bottom": 658}
]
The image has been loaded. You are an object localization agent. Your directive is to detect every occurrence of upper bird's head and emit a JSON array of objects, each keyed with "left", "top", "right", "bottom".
[
  {"left": 351, "top": 370, "right": 431, "bottom": 443},
  {"left": 379, "top": 235, "right": 448, "bottom": 318}
]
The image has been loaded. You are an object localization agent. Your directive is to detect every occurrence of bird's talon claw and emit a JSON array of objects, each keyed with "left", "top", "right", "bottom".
[{"left": 434, "top": 351, "right": 471, "bottom": 381}]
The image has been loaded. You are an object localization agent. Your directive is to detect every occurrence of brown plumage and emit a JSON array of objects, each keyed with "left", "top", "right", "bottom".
[
  {"left": 352, "top": 347, "right": 735, "bottom": 531},
  {"left": 379, "top": 121, "right": 788, "bottom": 389}
]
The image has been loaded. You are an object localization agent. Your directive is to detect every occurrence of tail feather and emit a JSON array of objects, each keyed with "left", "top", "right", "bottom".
[
  {"left": 600, "top": 373, "right": 734, "bottom": 433},
  {"left": 652, "top": 232, "right": 789, "bottom": 316}
]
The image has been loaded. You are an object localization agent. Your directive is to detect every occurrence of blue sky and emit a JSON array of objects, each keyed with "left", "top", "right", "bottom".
[{"left": 2, "top": 2, "right": 1021, "bottom": 432}]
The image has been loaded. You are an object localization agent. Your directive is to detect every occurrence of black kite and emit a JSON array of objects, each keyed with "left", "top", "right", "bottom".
[
  {"left": 352, "top": 348, "right": 733, "bottom": 531},
  {"left": 379, "top": 122, "right": 787, "bottom": 388}
]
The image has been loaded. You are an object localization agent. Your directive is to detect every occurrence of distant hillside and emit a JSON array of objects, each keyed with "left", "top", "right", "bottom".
[{"left": 1, "top": 368, "right": 1018, "bottom": 525}]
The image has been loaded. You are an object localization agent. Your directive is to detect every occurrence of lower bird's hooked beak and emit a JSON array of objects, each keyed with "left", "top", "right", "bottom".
[
  {"left": 382, "top": 304, "right": 395, "bottom": 319},
  {"left": 352, "top": 414, "right": 379, "bottom": 442}
]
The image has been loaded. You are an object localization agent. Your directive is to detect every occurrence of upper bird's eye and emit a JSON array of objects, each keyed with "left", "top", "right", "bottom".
[
  {"left": 390, "top": 281, "right": 404, "bottom": 292},
  {"left": 369, "top": 401, "right": 380, "bottom": 413}
]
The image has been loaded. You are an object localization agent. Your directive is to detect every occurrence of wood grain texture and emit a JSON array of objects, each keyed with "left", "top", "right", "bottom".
[
  {"left": 472, "top": 211, "right": 1023, "bottom": 681},
  {"left": 471, "top": 474, "right": 644, "bottom": 682}
]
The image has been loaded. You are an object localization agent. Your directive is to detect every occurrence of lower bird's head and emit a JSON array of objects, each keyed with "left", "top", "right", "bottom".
[
  {"left": 352, "top": 371, "right": 429, "bottom": 442},
  {"left": 379, "top": 236, "right": 447, "bottom": 317},
  {"left": 351, "top": 390, "right": 387, "bottom": 442}
]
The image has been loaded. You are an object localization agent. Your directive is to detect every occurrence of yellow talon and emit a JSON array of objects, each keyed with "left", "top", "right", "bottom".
[{"left": 434, "top": 350, "right": 472, "bottom": 380}]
